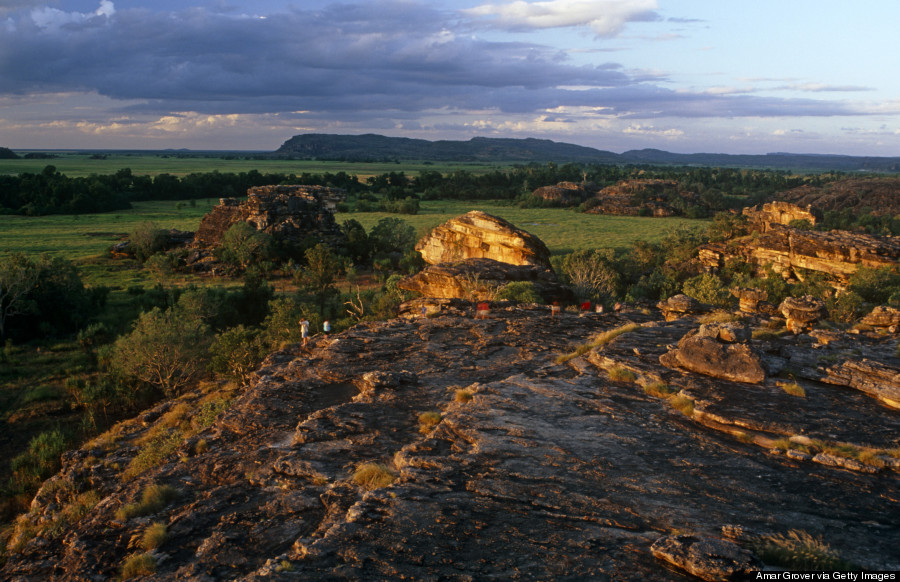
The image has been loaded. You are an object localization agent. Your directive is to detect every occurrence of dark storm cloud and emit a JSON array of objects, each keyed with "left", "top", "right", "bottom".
[{"left": 0, "top": 1, "right": 868, "bottom": 121}]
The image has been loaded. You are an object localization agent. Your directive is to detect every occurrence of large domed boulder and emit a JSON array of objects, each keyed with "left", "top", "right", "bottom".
[
  {"left": 660, "top": 327, "right": 766, "bottom": 384},
  {"left": 415, "top": 211, "right": 552, "bottom": 268}
]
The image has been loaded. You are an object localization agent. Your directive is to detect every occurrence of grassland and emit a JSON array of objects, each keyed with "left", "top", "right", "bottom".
[
  {"left": 0, "top": 152, "right": 506, "bottom": 179},
  {"left": 0, "top": 198, "right": 704, "bottom": 272}
]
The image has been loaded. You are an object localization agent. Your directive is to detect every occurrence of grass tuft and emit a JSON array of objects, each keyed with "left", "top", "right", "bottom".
[
  {"left": 116, "top": 483, "right": 178, "bottom": 521},
  {"left": 556, "top": 322, "right": 641, "bottom": 364},
  {"left": 668, "top": 395, "right": 695, "bottom": 417},
  {"left": 778, "top": 381, "right": 806, "bottom": 398},
  {"left": 352, "top": 463, "right": 397, "bottom": 490},
  {"left": 608, "top": 367, "right": 637, "bottom": 383},
  {"left": 120, "top": 552, "right": 157, "bottom": 579},
  {"left": 454, "top": 389, "right": 473, "bottom": 403},
  {"left": 418, "top": 411, "right": 443, "bottom": 433},
  {"left": 642, "top": 381, "right": 676, "bottom": 398},
  {"left": 750, "top": 530, "right": 856, "bottom": 571},
  {"left": 140, "top": 522, "right": 168, "bottom": 551}
]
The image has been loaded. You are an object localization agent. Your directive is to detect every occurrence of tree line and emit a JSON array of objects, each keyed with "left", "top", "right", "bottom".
[{"left": 1, "top": 163, "right": 831, "bottom": 216}]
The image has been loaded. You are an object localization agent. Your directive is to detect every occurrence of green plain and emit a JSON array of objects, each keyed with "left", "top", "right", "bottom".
[{"left": 0, "top": 152, "right": 507, "bottom": 179}]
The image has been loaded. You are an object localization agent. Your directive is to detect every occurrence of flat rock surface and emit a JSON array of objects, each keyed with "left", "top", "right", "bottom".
[{"left": 4, "top": 307, "right": 899, "bottom": 580}]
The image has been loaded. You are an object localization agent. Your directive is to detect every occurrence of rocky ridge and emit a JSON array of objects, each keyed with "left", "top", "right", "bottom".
[{"left": 4, "top": 302, "right": 899, "bottom": 580}]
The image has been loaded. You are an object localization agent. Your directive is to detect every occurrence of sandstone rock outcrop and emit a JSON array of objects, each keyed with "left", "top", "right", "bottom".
[
  {"left": 779, "top": 177, "right": 900, "bottom": 217},
  {"left": 415, "top": 211, "right": 552, "bottom": 268},
  {"left": 583, "top": 179, "right": 697, "bottom": 217},
  {"left": 779, "top": 295, "right": 826, "bottom": 334},
  {"left": 194, "top": 185, "right": 346, "bottom": 248},
  {"left": 699, "top": 223, "right": 900, "bottom": 284},
  {"left": 657, "top": 294, "right": 712, "bottom": 321},
  {"left": 5, "top": 306, "right": 900, "bottom": 579},
  {"left": 651, "top": 534, "right": 759, "bottom": 582},
  {"left": 531, "top": 181, "right": 592, "bottom": 205},
  {"left": 860, "top": 305, "right": 900, "bottom": 331},
  {"left": 730, "top": 287, "right": 775, "bottom": 315},
  {"left": 397, "top": 258, "right": 573, "bottom": 302},
  {"left": 660, "top": 327, "right": 766, "bottom": 384},
  {"left": 742, "top": 201, "right": 817, "bottom": 232}
]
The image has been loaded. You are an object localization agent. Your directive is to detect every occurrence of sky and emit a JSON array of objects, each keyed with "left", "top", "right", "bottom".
[{"left": 1, "top": 0, "right": 899, "bottom": 155}]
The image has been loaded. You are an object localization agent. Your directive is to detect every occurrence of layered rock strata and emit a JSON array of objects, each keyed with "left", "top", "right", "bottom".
[
  {"left": 4, "top": 306, "right": 899, "bottom": 580},
  {"left": 415, "top": 211, "right": 552, "bottom": 268},
  {"left": 193, "top": 185, "right": 346, "bottom": 248},
  {"left": 699, "top": 224, "right": 900, "bottom": 283}
]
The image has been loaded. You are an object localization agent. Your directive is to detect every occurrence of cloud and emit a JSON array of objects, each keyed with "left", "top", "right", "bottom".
[
  {"left": 776, "top": 83, "right": 873, "bottom": 93},
  {"left": 30, "top": 0, "right": 115, "bottom": 30},
  {"left": 464, "top": 0, "right": 659, "bottom": 36}
]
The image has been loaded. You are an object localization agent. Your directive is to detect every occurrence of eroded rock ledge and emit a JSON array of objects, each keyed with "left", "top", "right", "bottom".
[{"left": 4, "top": 306, "right": 898, "bottom": 580}]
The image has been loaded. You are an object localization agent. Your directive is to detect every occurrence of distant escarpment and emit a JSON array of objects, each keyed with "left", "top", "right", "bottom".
[
  {"left": 4, "top": 299, "right": 899, "bottom": 579},
  {"left": 272, "top": 133, "right": 900, "bottom": 171}
]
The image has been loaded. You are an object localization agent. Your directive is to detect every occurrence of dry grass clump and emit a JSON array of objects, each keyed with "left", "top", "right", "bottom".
[
  {"left": 608, "top": 367, "right": 637, "bottom": 383},
  {"left": 120, "top": 552, "right": 157, "bottom": 579},
  {"left": 418, "top": 411, "right": 443, "bottom": 433},
  {"left": 778, "top": 381, "right": 806, "bottom": 398},
  {"left": 556, "top": 322, "right": 641, "bottom": 364},
  {"left": 140, "top": 522, "right": 168, "bottom": 551},
  {"left": 750, "top": 529, "right": 856, "bottom": 570},
  {"left": 125, "top": 430, "right": 184, "bottom": 479},
  {"left": 642, "top": 381, "right": 676, "bottom": 398},
  {"left": 668, "top": 395, "right": 695, "bottom": 417},
  {"left": 352, "top": 463, "right": 397, "bottom": 490},
  {"left": 116, "top": 484, "right": 178, "bottom": 521},
  {"left": 454, "top": 389, "right": 473, "bottom": 403}
]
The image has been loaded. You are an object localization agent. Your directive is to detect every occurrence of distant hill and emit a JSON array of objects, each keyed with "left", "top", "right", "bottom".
[{"left": 273, "top": 133, "right": 900, "bottom": 172}]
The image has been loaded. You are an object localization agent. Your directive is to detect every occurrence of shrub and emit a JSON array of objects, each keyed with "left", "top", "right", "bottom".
[
  {"left": 140, "top": 522, "right": 168, "bottom": 551},
  {"left": 352, "top": 463, "right": 397, "bottom": 490},
  {"left": 116, "top": 484, "right": 178, "bottom": 520},
  {"left": 496, "top": 281, "right": 543, "bottom": 304},
  {"left": 682, "top": 273, "right": 732, "bottom": 307},
  {"left": 209, "top": 325, "right": 267, "bottom": 385},
  {"left": 750, "top": 530, "right": 856, "bottom": 570},
  {"left": 418, "top": 411, "right": 443, "bottom": 433},
  {"left": 10, "top": 429, "right": 68, "bottom": 489},
  {"left": 559, "top": 249, "right": 621, "bottom": 302},
  {"left": 129, "top": 221, "right": 169, "bottom": 264},
  {"left": 121, "top": 552, "right": 157, "bottom": 579}
]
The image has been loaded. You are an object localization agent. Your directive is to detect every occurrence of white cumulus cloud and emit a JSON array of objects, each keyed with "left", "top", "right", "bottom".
[{"left": 464, "top": 0, "right": 659, "bottom": 37}]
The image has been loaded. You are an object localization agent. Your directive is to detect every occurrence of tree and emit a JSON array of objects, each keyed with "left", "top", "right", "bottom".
[
  {"left": 129, "top": 221, "right": 169, "bottom": 264},
  {"left": 302, "top": 244, "right": 341, "bottom": 315},
  {"left": 368, "top": 217, "right": 417, "bottom": 257},
  {"left": 0, "top": 253, "right": 39, "bottom": 342},
  {"left": 209, "top": 325, "right": 268, "bottom": 386},
  {"left": 219, "top": 222, "right": 273, "bottom": 270},
  {"left": 109, "top": 307, "right": 210, "bottom": 397},
  {"left": 560, "top": 249, "right": 621, "bottom": 302}
]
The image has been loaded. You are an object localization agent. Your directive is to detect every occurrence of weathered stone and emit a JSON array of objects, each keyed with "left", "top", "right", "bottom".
[
  {"left": 650, "top": 534, "right": 759, "bottom": 582},
  {"left": 193, "top": 185, "right": 346, "bottom": 249},
  {"left": 531, "top": 182, "right": 592, "bottom": 205},
  {"left": 730, "top": 287, "right": 768, "bottom": 313},
  {"left": 742, "top": 201, "right": 817, "bottom": 232},
  {"left": 697, "top": 322, "right": 751, "bottom": 343},
  {"left": 860, "top": 305, "right": 900, "bottom": 331},
  {"left": 397, "top": 257, "right": 574, "bottom": 303},
  {"left": 822, "top": 359, "right": 900, "bottom": 408},
  {"left": 699, "top": 224, "right": 900, "bottom": 286},
  {"left": 661, "top": 329, "right": 766, "bottom": 383},
  {"left": 584, "top": 179, "right": 696, "bottom": 217},
  {"left": 415, "top": 211, "right": 552, "bottom": 268},
  {"left": 657, "top": 294, "right": 712, "bottom": 321},
  {"left": 780, "top": 295, "right": 826, "bottom": 333}
]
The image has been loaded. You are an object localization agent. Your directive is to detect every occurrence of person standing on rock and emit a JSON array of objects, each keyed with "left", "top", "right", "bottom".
[
  {"left": 323, "top": 320, "right": 331, "bottom": 335},
  {"left": 299, "top": 318, "right": 310, "bottom": 347},
  {"left": 551, "top": 301, "right": 560, "bottom": 317}
]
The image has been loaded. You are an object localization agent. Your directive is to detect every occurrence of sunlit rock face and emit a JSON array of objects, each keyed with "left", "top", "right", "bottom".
[
  {"left": 193, "top": 185, "right": 346, "bottom": 248},
  {"left": 414, "top": 210, "right": 552, "bottom": 268},
  {"left": 5, "top": 304, "right": 899, "bottom": 580}
]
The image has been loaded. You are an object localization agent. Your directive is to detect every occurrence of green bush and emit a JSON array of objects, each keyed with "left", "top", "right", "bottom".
[
  {"left": 497, "top": 281, "right": 543, "bottom": 303},
  {"left": 209, "top": 325, "right": 267, "bottom": 385},
  {"left": 10, "top": 429, "right": 68, "bottom": 489},
  {"left": 682, "top": 273, "right": 732, "bottom": 307},
  {"left": 848, "top": 266, "right": 900, "bottom": 305}
]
